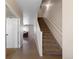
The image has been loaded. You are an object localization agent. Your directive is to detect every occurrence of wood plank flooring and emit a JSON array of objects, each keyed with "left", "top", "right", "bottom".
[{"left": 6, "top": 39, "right": 62, "bottom": 59}]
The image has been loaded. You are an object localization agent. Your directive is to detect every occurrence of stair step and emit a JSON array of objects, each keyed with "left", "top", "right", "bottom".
[
  {"left": 43, "top": 39, "right": 57, "bottom": 44},
  {"left": 43, "top": 38, "right": 56, "bottom": 40},
  {"left": 43, "top": 43, "right": 60, "bottom": 47},
  {"left": 43, "top": 35, "right": 53, "bottom": 37},
  {"left": 43, "top": 32, "right": 51, "bottom": 34},
  {"left": 43, "top": 51, "right": 62, "bottom": 56},
  {"left": 43, "top": 44, "right": 61, "bottom": 49},
  {"left": 43, "top": 41, "right": 56, "bottom": 44},
  {"left": 39, "top": 25, "right": 46, "bottom": 26},
  {"left": 41, "top": 30, "right": 50, "bottom": 33},
  {"left": 43, "top": 41, "right": 61, "bottom": 51},
  {"left": 38, "top": 18, "right": 62, "bottom": 56},
  {"left": 41, "top": 30, "right": 49, "bottom": 31},
  {"left": 43, "top": 39, "right": 54, "bottom": 42},
  {"left": 41, "top": 27, "right": 49, "bottom": 28},
  {"left": 43, "top": 48, "right": 61, "bottom": 53},
  {"left": 43, "top": 33, "right": 52, "bottom": 36},
  {"left": 43, "top": 37, "right": 53, "bottom": 39},
  {"left": 43, "top": 47, "right": 61, "bottom": 51},
  {"left": 43, "top": 38, "right": 55, "bottom": 40}
]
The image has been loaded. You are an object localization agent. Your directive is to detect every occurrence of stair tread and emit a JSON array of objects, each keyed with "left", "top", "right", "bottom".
[
  {"left": 43, "top": 48, "right": 61, "bottom": 52},
  {"left": 43, "top": 51, "right": 62, "bottom": 55},
  {"left": 38, "top": 18, "right": 62, "bottom": 56}
]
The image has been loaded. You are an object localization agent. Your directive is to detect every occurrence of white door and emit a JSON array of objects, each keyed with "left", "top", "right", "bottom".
[{"left": 6, "top": 18, "right": 19, "bottom": 48}]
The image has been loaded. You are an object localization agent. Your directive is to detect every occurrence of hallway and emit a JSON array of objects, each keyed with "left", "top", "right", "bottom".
[{"left": 5, "top": 0, "right": 73, "bottom": 59}]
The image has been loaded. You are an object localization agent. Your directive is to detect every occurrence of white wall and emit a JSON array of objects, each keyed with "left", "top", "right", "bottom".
[
  {"left": 19, "top": 16, "right": 23, "bottom": 48},
  {"left": 43, "top": 0, "right": 62, "bottom": 47},
  {"left": 62, "top": 0, "right": 73, "bottom": 59},
  {"left": 34, "top": 17, "right": 42, "bottom": 56},
  {"left": 23, "top": 12, "right": 35, "bottom": 25}
]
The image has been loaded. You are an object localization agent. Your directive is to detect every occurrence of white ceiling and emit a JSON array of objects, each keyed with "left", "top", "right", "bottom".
[
  {"left": 16, "top": 0, "right": 42, "bottom": 15},
  {"left": 16, "top": 0, "right": 42, "bottom": 25}
]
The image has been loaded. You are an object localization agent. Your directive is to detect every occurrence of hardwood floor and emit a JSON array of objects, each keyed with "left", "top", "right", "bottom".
[
  {"left": 6, "top": 39, "right": 62, "bottom": 59},
  {"left": 6, "top": 48, "right": 17, "bottom": 59}
]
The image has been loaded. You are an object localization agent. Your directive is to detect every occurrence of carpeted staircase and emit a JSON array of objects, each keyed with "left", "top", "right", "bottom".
[{"left": 38, "top": 18, "right": 62, "bottom": 56}]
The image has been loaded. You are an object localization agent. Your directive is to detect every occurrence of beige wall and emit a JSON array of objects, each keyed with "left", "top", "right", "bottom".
[
  {"left": 6, "top": 6, "right": 16, "bottom": 17},
  {"left": 6, "top": 0, "right": 22, "bottom": 17},
  {"left": 62, "top": 0, "right": 73, "bottom": 59},
  {"left": 44, "top": 0, "right": 62, "bottom": 47},
  {"left": 38, "top": 6, "right": 46, "bottom": 17}
]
